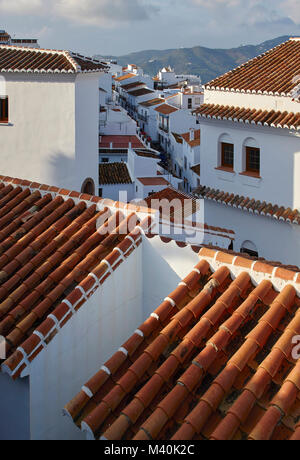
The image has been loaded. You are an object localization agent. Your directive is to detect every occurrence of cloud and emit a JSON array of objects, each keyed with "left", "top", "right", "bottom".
[
  {"left": 188, "top": 0, "right": 300, "bottom": 28},
  {"left": 0, "top": 0, "right": 43, "bottom": 14},
  {"left": 0, "top": 0, "right": 159, "bottom": 27}
]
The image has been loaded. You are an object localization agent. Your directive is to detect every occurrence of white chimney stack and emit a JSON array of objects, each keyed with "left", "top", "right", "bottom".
[
  {"left": 190, "top": 128, "right": 195, "bottom": 142},
  {"left": 110, "top": 142, "right": 113, "bottom": 149},
  {"left": 129, "top": 142, "right": 132, "bottom": 149}
]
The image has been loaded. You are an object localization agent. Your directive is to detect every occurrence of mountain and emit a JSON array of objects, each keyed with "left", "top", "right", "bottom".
[{"left": 96, "top": 36, "right": 290, "bottom": 84}]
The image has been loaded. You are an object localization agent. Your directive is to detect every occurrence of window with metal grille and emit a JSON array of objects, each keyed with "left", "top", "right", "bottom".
[
  {"left": 221, "top": 142, "right": 234, "bottom": 168},
  {"left": 0, "top": 97, "right": 8, "bottom": 123},
  {"left": 246, "top": 147, "right": 260, "bottom": 174}
]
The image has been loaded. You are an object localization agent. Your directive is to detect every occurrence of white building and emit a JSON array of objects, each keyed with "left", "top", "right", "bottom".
[
  {"left": 0, "top": 45, "right": 108, "bottom": 195},
  {"left": 99, "top": 147, "right": 177, "bottom": 201},
  {"left": 1, "top": 175, "right": 300, "bottom": 441},
  {"left": 137, "top": 97, "right": 166, "bottom": 142},
  {"left": 155, "top": 103, "right": 197, "bottom": 156},
  {"left": 193, "top": 37, "right": 300, "bottom": 265},
  {"left": 170, "top": 129, "right": 201, "bottom": 193},
  {"left": 153, "top": 66, "right": 201, "bottom": 90}
]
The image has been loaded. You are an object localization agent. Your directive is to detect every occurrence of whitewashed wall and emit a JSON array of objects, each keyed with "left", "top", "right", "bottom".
[
  {"left": 29, "top": 245, "right": 144, "bottom": 440},
  {"left": 75, "top": 73, "right": 100, "bottom": 192},
  {"left": 142, "top": 236, "right": 200, "bottom": 318},
  {"left": 100, "top": 183, "right": 134, "bottom": 202},
  {"left": 0, "top": 373, "right": 30, "bottom": 440},
  {"left": 205, "top": 89, "right": 299, "bottom": 113},
  {"left": 199, "top": 119, "right": 300, "bottom": 209},
  {"left": 204, "top": 199, "right": 300, "bottom": 266},
  {"left": 0, "top": 72, "right": 101, "bottom": 192}
]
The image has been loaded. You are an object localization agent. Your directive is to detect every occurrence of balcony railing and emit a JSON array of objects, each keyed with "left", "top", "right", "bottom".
[
  {"left": 159, "top": 124, "right": 169, "bottom": 133},
  {"left": 138, "top": 113, "right": 149, "bottom": 122}
]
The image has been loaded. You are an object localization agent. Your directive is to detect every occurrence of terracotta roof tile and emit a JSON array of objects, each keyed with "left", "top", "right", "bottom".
[
  {"left": 99, "top": 135, "right": 144, "bottom": 149},
  {"left": 139, "top": 98, "right": 166, "bottom": 107},
  {"left": 194, "top": 103, "right": 300, "bottom": 130},
  {"left": 181, "top": 130, "right": 201, "bottom": 147},
  {"left": 194, "top": 184, "right": 300, "bottom": 225},
  {"left": 114, "top": 73, "right": 136, "bottom": 82},
  {"left": 206, "top": 38, "right": 300, "bottom": 96},
  {"left": 99, "top": 163, "right": 132, "bottom": 185},
  {"left": 155, "top": 104, "right": 179, "bottom": 115},
  {"left": 0, "top": 176, "right": 154, "bottom": 379},
  {"left": 0, "top": 46, "right": 107, "bottom": 74},
  {"left": 65, "top": 245, "right": 300, "bottom": 441},
  {"left": 137, "top": 177, "right": 169, "bottom": 187},
  {"left": 127, "top": 88, "right": 154, "bottom": 97}
]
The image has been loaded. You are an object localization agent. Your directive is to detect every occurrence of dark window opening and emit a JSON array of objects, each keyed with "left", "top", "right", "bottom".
[
  {"left": 240, "top": 247, "right": 258, "bottom": 258},
  {"left": 246, "top": 147, "right": 260, "bottom": 174},
  {"left": 221, "top": 142, "right": 234, "bottom": 168},
  {"left": 0, "top": 97, "right": 8, "bottom": 123},
  {"left": 81, "top": 178, "right": 95, "bottom": 195}
]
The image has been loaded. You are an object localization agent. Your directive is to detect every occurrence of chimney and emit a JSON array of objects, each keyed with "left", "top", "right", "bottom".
[
  {"left": 128, "top": 141, "right": 132, "bottom": 149},
  {"left": 190, "top": 128, "right": 195, "bottom": 142},
  {"left": 110, "top": 142, "right": 113, "bottom": 149}
]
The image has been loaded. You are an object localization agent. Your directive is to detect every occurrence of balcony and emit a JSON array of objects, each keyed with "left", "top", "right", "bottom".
[
  {"left": 159, "top": 124, "right": 169, "bottom": 134},
  {"left": 138, "top": 113, "right": 149, "bottom": 123}
]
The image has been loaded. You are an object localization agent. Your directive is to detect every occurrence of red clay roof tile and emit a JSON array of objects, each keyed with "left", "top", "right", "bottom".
[
  {"left": 65, "top": 245, "right": 300, "bottom": 441},
  {"left": 205, "top": 38, "right": 300, "bottom": 96},
  {"left": 0, "top": 176, "right": 154, "bottom": 379}
]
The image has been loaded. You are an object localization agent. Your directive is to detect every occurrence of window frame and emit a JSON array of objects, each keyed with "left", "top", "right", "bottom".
[
  {"left": 0, "top": 96, "right": 8, "bottom": 123},
  {"left": 221, "top": 142, "right": 234, "bottom": 169},
  {"left": 246, "top": 146, "right": 260, "bottom": 175}
]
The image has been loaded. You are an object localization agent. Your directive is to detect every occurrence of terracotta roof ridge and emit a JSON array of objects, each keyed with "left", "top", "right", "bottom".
[
  {"left": 194, "top": 184, "right": 300, "bottom": 225},
  {"left": 0, "top": 46, "right": 106, "bottom": 74},
  {"left": 0, "top": 176, "right": 155, "bottom": 215},
  {"left": 198, "top": 247, "right": 300, "bottom": 290},
  {"left": 194, "top": 103, "right": 300, "bottom": 129},
  {"left": 205, "top": 38, "right": 291, "bottom": 91},
  {"left": 1, "top": 215, "right": 154, "bottom": 379}
]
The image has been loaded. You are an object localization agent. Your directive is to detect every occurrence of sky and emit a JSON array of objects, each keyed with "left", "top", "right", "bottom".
[{"left": 0, "top": 0, "right": 299, "bottom": 56}]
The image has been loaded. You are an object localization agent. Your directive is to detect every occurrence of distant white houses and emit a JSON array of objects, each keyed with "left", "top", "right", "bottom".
[
  {"left": 153, "top": 66, "right": 201, "bottom": 90},
  {"left": 98, "top": 147, "right": 179, "bottom": 201},
  {"left": 170, "top": 129, "right": 201, "bottom": 193}
]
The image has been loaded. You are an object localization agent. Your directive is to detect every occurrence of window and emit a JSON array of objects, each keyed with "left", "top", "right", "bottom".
[
  {"left": 101, "top": 158, "right": 109, "bottom": 163},
  {"left": 184, "top": 157, "right": 187, "bottom": 170},
  {"left": 188, "top": 98, "right": 192, "bottom": 109},
  {"left": 246, "top": 147, "right": 260, "bottom": 174},
  {"left": 241, "top": 240, "right": 258, "bottom": 258},
  {"left": 81, "top": 178, "right": 95, "bottom": 195},
  {"left": 221, "top": 143, "right": 234, "bottom": 169},
  {"left": 0, "top": 97, "right": 8, "bottom": 123},
  {"left": 99, "top": 188, "right": 103, "bottom": 198}
]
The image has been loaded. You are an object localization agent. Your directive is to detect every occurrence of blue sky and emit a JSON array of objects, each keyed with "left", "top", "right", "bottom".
[{"left": 0, "top": 0, "right": 299, "bottom": 56}]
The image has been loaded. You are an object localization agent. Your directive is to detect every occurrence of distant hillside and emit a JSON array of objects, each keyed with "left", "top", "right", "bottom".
[{"left": 96, "top": 36, "right": 290, "bottom": 83}]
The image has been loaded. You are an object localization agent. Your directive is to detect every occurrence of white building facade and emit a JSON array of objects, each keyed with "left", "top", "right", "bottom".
[
  {"left": 0, "top": 46, "right": 107, "bottom": 195},
  {"left": 193, "top": 37, "right": 300, "bottom": 266}
]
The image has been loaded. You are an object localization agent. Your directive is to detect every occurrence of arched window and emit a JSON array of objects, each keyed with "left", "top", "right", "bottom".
[
  {"left": 241, "top": 240, "right": 258, "bottom": 258},
  {"left": 242, "top": 137, "right": 260, "bottom": 176},
  {"left": 218, "top": 133, "right": 234, "bottom": 170},
  {"left": 81, "top": 178, "right": 95, "bottom": 196}
]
